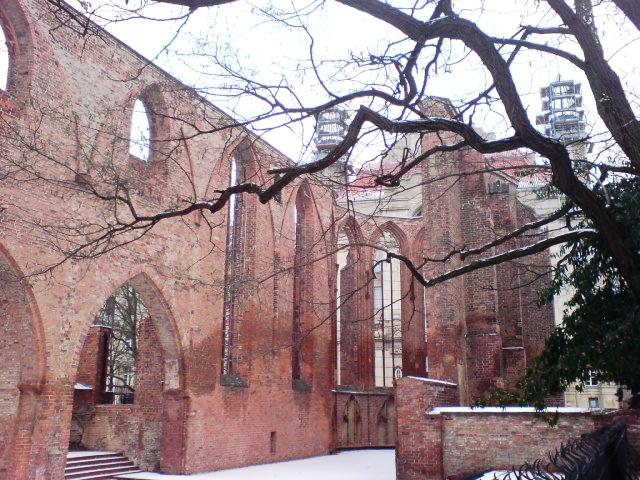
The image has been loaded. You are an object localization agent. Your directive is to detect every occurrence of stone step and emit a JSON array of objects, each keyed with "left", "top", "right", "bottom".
[
  {"left": 64, "top": 465, "right": 142, "bottom": 480},
  {"left": 64, "top": 451, "right": 141, "bottom": 480}
]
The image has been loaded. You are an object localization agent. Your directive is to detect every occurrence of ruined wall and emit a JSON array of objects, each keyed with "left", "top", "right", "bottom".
[{"left": 0, "top": 0, "right": 335, "bottom": 477}]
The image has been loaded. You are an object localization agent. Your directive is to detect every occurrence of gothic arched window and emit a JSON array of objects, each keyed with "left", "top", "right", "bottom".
[
  {"left": 373, "top": 232, "right": 403, "bottom": 387},
  {"left": 292, "top": 183, "right": 314, "bottom": 386},
  {"left": 129, "top": 99, "right": 152, "bottom": 161},
  {"left": 221, "top": 154, "right": 248, "bottom": 379}
]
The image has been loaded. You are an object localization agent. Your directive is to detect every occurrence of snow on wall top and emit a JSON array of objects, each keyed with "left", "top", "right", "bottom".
[
  {"left": 406, "top": 376, "right": 457, "bottom": 387},
  {"left": 428, "top": 406, "right": 589, "bottom": 415}
]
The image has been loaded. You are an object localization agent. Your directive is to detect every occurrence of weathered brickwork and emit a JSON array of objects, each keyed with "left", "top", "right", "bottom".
[
  {"left": 395, "top": 378, "right": 640, "bottom": 480},
  {"left": 0, "top": 1, "right": 334, "bottom": 477},
  {"left": 0, "top": 1, "right": 569, "bottom": 479},
  {"left": 395, "top": 377, "right": 459, "bottom": 480}
]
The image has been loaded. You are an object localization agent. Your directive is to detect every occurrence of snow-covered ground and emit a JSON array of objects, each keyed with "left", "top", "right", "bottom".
[
  {"left": 119, "top": 449, "right": 395, "bottom": 480},
  {"left": 475, "top": 472, "right": 563, "bottom": 479}
]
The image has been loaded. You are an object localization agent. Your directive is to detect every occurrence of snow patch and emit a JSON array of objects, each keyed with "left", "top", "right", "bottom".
[
  {"left": 67, "top": 450, "right": 116, "bottom": 458},
  {"left": 475, "top": 471, "right": 563, "bottom": 479},
  {"left": 406, "top": 376, "right": 457, "bottom": 386},
  {"left": 117, "top": 449, "right": 395, "bottom": 480}
]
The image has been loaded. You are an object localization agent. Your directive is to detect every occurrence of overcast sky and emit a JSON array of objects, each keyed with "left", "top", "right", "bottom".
[{"left": 64, "top": 0, "right": 639, "bottom": 164}]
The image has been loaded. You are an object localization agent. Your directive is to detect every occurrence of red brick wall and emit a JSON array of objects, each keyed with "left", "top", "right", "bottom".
[
  {"left": 394, "top": 376, "right": 608, "bottom": 480},
  {"left": 75, "top": 326, "right": 110, "bottom": 405},
  {"left": 440, "top": 411, "right": 597, "bottom": 479},
  {"left": 395, "top": 376, "right": 459, "bottom": 480},
  {"left": 76, "top": 319, "right": 164, "bottom": 470}
]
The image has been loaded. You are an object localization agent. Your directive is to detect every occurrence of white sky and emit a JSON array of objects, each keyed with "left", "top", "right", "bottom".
[
  {"left": 0, "top": 24, "right": 8, "bottom": 89},
  {"left": 65, "top": 0, "right": 639, "bottom": 164}
]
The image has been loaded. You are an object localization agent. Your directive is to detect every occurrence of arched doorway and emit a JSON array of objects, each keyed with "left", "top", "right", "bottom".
[
  {"left": 0, "top": 245, "right": 44, "bottom": 479},
  {"left": 377, "top": 396, "right": 397, "bottom": 446},
  {"left": 69, "top": 274, "right": 185, "bottom": 473}
]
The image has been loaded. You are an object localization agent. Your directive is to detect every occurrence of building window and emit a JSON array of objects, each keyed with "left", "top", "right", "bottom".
[
  {"left": 129, "top": 98, "right": 152, "bottom": 161},
  {"left": 588, "top": 397, "right": 599, "bottom": 409},
  {"left": 488, "top": 179, "right": 509, "bottom": 195},
  {"left": 585, "top": 370, "right": 599, "bottom": 387},
  {"left": 222, "top": 155, "right": 247, "bottom": 378},
  {"left": 373, "top": 232, "right": 403, "bottom": 387},
  {"left": 0, "top": 25, "right": 8, "bottom": 91}
]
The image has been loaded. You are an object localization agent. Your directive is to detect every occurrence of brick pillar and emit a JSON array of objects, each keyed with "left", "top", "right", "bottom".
[
  {"left": 160, "top": 390, "right": 188, "bottom": 474},
  {"left": 24, "top": 381, "right": 74, "bottom": 480},
  {"left": 465, "top": 313, "right": 502, "bottom": 400},
  {"left": 402, "top": 275, "right": 427, "bottom": 378},
  {"left": 339, "top": 261, "right": 359, "bottom": 386},
  {"left": 10, "top": 383, "right": 42, "bottom": 480},
  {"left": 75, "top": 326, "right": 111, "bottom": 404},
  {"left": 396, "top": 376, "right": 459, "bottom": 480}
]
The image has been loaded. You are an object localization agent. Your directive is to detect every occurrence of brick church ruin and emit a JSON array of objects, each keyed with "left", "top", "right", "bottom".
[{"left": 1, "top": 1, "right": 637, "bottom": 480}]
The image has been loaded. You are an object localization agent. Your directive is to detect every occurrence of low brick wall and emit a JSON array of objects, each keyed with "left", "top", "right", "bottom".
[
  {"left": 394, "top": 376, "right": 637, "bottom": 480},
  {"left": 436, "top": 407, "right": 596, "bottom": 479}
]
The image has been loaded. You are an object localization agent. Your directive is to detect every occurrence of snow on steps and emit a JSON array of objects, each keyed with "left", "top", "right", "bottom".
[{"left": 65, "top": 451, "right": 142, "bottom": 480}]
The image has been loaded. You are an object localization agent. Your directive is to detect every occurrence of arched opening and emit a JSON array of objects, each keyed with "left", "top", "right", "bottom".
[
  {"left": 373, "top": 232, "right": 403, "bottom": 387},
  {"left": 69, "top": 276, "right": 185, "bottom": 473},
  {"left": 377, "top": 396, "right": 397, "bottom": 446},
  {"left": 0, "top": 24, "right": 9, "bottom": 91},
  {"left": 0, "top": 246, "right": 43, "bottom": 478},
  {"left": 341, "top": 395, "right": 362, "bottom": 447},
  {"left": 292, "top": 183, "right": 314, "bottom": 388},
  {"left": 222, "top": 154, "right": 248, "bottom": 380},
  {"left": 129, "top": 99, "right": 152, "bottom": 161}
]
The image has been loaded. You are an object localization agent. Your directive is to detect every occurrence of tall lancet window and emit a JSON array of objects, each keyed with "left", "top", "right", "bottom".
[
  {"left": 0, "top": 25, "right": 9, "bottom": 91},
  {"left": 292, "top": 183, "right": 313, "bottom": 386},
  {"left": 129, "top": 99, "right": 152, "bottom": 161},
  {"left": 222, "top": 155, "right": 247, "bottom": 377},
  {"left": 373, "top": 232, "right": 403, "bottom": 387}
]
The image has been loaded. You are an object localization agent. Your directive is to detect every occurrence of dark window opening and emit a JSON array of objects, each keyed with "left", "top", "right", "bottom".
[{"left": 270, "top": 431, "right": 277, "bottom": 454}]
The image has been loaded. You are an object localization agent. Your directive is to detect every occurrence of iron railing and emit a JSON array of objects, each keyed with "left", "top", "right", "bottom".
[
  {"left": 497, "top": 420, "right": 640, "bottom": 480},
  {"left": 100, "top": 385, "right": 134, "bottom": 405}
]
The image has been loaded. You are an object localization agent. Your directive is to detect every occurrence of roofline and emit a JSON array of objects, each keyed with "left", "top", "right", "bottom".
[{"left": 54, "top": 0, "right": 295, "bottom": 166}]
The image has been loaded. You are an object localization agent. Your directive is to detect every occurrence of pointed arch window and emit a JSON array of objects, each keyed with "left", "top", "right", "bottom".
[
  {"left": 221, "top": 155, "right": 248, "bottom": 381},
  {"left": 373, "top": 232, "right": 403, "bottom": 387},
  {"left": 129, "top": 99, "right": 152, "bottom": 161},
  {"left": 0, "top": 25, "right": 9, "bottom": 91},
  {"left": 292, "top": 183, "right": 314, "bottom": 389}
]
